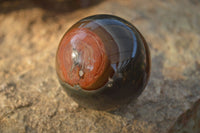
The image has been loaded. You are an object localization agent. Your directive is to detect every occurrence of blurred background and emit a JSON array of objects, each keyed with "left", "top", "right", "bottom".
[{"left": 0, "top": 0, "right": 200, "bottom": 132}]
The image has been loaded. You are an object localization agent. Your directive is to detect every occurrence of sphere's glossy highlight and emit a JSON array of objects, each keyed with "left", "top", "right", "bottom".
[{"left": 56, "top": 14, "right": 151, "bottom": 110}]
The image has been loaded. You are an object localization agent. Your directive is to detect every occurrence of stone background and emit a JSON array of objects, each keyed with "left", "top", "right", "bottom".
[{"left": 0, "top": 0, "right": 200, "bottom": 132}]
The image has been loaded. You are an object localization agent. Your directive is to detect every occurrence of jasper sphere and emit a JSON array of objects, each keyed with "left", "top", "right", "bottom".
[{"left": 56, "top": 14, "right": 151, "bottom": 110}]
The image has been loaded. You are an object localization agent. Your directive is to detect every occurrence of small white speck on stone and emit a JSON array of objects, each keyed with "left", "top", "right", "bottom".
[
  {"left": 107, "top": 77, "right": 114, "bottom": 87},
  {"left": 108, "top": 77, "right": 114, "bottom": 82},
  {"left": 71, "top": 50, "right": 78, "bottom": 59},
  {"left": 79, "top": 70, "right": 84, "bottom": 77},
  {"left": 107, "top": 83, "right": 113, "bottom": 87}
]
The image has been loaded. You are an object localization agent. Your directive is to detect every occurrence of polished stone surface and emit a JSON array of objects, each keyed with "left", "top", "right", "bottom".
[{"left": 56, "top": 15, "right": 151, "bottom": 110}]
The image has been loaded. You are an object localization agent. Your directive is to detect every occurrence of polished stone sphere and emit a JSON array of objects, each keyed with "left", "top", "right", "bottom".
[{"left": 56, "top": 14, "right": 151, "bottom": 110}]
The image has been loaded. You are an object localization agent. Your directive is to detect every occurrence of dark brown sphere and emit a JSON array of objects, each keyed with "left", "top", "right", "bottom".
[{"left": 56, "top": 14, "right": 151, "bottom": 110}]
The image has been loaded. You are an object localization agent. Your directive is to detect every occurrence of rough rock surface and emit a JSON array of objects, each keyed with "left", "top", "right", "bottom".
[
  {"left": 0, "top": 0, "right": 200, "bottom": 132},
  {"left": 169, "top": 99, "right": 200, "bottom": 133}
]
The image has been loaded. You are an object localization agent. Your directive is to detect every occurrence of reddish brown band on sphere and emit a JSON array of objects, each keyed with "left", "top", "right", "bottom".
[{"left": 56, "top": 28, "right": 114, "bottom": 90}]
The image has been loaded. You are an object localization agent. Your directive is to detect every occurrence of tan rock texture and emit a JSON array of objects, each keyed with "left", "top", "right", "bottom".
[
  {"left": 168, "top": 99, "right": 200, "bottom": 133},
  {"left": 0, "top": 0, "right": 200, "bottom": 132}
]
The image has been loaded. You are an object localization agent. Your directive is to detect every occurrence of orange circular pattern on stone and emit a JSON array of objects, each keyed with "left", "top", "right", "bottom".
[{"left": 56, "top": 28, "right": 113, "bottom": 90}]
